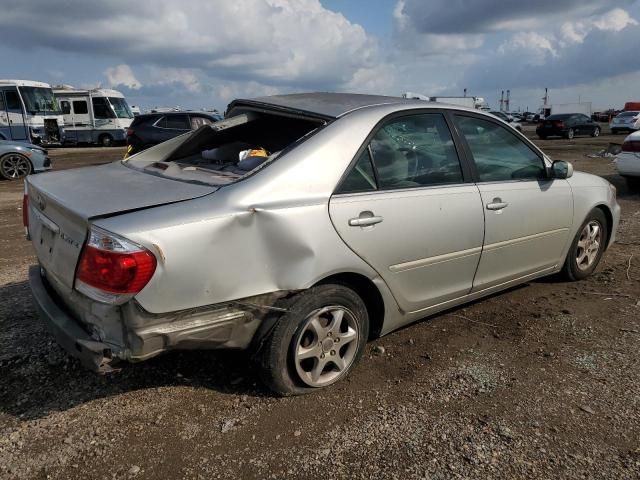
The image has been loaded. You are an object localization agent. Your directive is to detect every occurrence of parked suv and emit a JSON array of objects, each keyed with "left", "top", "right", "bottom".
[
  {"left": 537, "top": 113, "right": 600, "bottom": 139},
  {"left": 126, "top": 112, "right": 221, "bottom": 156}
]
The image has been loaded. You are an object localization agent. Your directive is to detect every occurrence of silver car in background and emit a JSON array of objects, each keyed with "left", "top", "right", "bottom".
[
  {"left": 0, "top": 140, "right": 51, "bottom": 180},
  {"left": 26, "top": 93, "right": 620, "bottom": 395}
]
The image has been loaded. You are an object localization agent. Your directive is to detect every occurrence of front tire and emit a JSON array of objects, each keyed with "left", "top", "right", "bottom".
[
  {"left": 561, "top": 209, "right": 608, "bottom": 281},
  {"left": 591, "top": 127, "right": 600, "bottom": 137},
  {"left": 0, "top": 153, "right": 32, "bottom": 180},
  {"left": 566, "top": 128, "right": 575, "bottom": 140},
  {"left": 257, "top": 284, "right": 369, "bottom": 396}
]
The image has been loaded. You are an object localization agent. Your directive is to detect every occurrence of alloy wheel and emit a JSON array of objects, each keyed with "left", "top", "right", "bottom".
[
  {"left": 576, "top": 220, "right": 602, "bottom": 271},
  {"left": 293, "top": 306, "right": 359, "bottom": 387},
  {"left": 0, "top": 154, "right": 31, "bottom": 179}
]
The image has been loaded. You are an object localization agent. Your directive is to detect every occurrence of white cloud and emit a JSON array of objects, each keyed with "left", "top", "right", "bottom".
[
  {"left": 0, "top": 0, "right": 378, "bottom": 91},
  {"left": 104, "top": 64, "right": 141, "bottom": 90},
  {"left": 561, "top": 7, "right": 638, "bottom": 44}
]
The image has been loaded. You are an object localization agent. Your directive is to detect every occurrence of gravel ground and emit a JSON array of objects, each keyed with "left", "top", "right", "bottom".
[{"left": 0, "top": 130, "right": 639, "bottom": 479}]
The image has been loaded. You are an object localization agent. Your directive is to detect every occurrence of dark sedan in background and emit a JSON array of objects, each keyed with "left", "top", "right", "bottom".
[
  {"left": 125, "top": 111, "right": 222, "bottom": 156},
  {"left": 536, "top": 114, "right": 601, "bottom": 140}
]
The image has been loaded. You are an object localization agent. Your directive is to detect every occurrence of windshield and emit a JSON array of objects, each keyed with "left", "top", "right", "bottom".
[
  {"left": 108, "top": 97, "right": 134, "bottom": 119},
  {"left": 18, "top": 87, "right": 61, "bottom": 115},
  {"left": 618, "top": 111, "right": 639, "bottom": 117}
]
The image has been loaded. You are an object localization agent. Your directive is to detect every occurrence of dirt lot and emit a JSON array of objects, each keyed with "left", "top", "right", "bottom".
[{"left": 1, "top": 128, "right": 639, "bottom": 479}]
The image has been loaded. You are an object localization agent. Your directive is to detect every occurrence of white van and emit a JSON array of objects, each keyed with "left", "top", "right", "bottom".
[
  {"left": 0, "top": 79, "right": 65, "bottom": 145},
  {"left": 53, "top": 87, "right": 134, "bottom": 146}
]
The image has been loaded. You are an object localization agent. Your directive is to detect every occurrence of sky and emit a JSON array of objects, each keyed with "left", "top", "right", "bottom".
[{"left": 1, "top": 0, "right": 639, "bottom": 112}]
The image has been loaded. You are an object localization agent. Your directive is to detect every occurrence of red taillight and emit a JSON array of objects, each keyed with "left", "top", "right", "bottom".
[
  {"left": 22, "top": 182, "right": 29, "bottom": 237},
  {"left": 77, "top": 246, "right": 156, "bottom": 293},
  {"left": 553, "top": 121, "right": 564, "bottom": 128},
  {"left": 126, "top": 128, "right": 134, "bottom": 137},
  {"left": 622, "top": 140, "right": 640, "bottom": 153},
  {"left": 75, "top": 227, "right": 156, "bottom": 304}
]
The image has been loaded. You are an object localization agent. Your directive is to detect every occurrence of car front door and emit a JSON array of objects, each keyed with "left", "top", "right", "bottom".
[
  {"left": 453, "top": 114, "right": 573, "bottom": 291},
  {"left": 329, "top": 112, "right": 485, "bottom": 314}
]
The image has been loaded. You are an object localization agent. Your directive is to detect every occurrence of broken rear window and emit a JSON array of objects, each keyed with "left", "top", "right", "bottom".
[{"left": 125, "top": 110, "right": 325, "bottom": 186}]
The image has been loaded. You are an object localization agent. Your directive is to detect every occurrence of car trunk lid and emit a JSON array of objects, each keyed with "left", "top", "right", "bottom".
[{"left": 27, "top": 161, "right": 216, "bottom": 289}]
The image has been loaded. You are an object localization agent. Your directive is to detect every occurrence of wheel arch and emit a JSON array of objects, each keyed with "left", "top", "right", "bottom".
[
  {"left": 314, "top": 272, "right": 385, "bottom": 339},
  {"left": 594, "top": 204, "right": 614, "bottom": 249}
]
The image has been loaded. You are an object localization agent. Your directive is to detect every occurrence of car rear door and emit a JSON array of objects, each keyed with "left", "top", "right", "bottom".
[
  {"left": 329, "top": 112, "right": 484, "bottom": 313},
  {"left": 452, "top": 113, "right": 573, "bottom": 291},
  {"left": 154, "top": 114, "right": 191, "bottom": 143}
]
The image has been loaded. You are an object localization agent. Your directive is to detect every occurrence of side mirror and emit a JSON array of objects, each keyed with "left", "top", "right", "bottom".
[{"left": 551, "top": 160, "right": 573, "bottom": 179}]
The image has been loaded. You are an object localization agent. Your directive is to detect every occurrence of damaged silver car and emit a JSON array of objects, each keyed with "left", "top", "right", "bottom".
[{"left": 26, "top": 93, "right": 620, "bottom": 395}]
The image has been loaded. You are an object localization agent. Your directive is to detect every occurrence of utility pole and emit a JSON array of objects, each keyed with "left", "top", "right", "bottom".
[
  {"left": 506, "top": 90, "right": 510, "bottom": 112},
  {"left": 463, "top": 88, "right": 467, "bottom": 97},
  {"left": 500, "top": 90, "right": 504, "bottom": 111}
]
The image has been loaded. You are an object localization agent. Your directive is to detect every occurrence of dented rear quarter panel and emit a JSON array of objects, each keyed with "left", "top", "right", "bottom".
[{"left": 94, "top": 106, "right": 412, "bottom": 320}]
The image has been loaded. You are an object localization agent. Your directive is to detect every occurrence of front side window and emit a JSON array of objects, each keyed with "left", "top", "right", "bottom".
[
  {"left": 17, "top": 87, "right": 61, "bottom": 114},
  {"left": 0, "top": 93, "right": 5, "bottom": 110},
  {"left": 73, "top": 100, "right": 88, "bottom": 115},
  {"left": 92, "top": 97, "right": 115, "bottom": 119},
  {"left": 5, "top": 91, "right": 21, "bottom": 110},
  {"left": 455, "top": 115, "right": 545, "bottom": 182},
  {"left": 108, "top": 97, "right": 133, "bottom": 119}
]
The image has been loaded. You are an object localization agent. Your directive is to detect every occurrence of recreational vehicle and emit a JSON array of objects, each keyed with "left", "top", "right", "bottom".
[
  {"left": 0, "top": 79, "right": 65, "bottom": 145},
  {"left": 53, "top": 87, "right": 134, "bottom": 146}
]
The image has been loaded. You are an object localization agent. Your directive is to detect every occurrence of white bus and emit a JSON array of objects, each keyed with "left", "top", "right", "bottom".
[
  {"left": 53, "top": 86, "right": 134, "bottom": 146},
  {"left": 0, "top": 79, "right": 65, "bottom": 145}
]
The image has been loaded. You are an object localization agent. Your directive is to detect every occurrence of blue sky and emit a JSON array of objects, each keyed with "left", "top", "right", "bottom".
[{"left": 1, "top": 0, "right": 639, "bottom": 112}]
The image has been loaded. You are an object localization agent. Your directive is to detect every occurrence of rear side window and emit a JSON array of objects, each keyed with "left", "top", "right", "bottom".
[
  {"left": 73, "top": 100, "right": 88, "bottom": 114},
  {"left": 337, "top": 113, "right": 463, "bottom": 193},
  {"left": 337, "top": 149, "right": 377, "bottom": 194},
  {"left": 0, "top": 93, "right": 4, "bottom": 110},
  {"left": 163, "top": 114, "right": 190, "bottom": 129},
  {"left": 190, "top": 116, "right": 213, "bottom": 129},
  {"left": 455, "top": 115, "right": 545, "bottom": 182},
  {"left": 60, "top": 100, "right": 71, "bottom": 114}
]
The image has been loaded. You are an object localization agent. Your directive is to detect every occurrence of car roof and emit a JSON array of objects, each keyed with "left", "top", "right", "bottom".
[
  {"left": 137, "top": 111, "right": 216, "bottom": 118},
  {"left": 231, "top": 92, "right": 427, "bottom": 120}
]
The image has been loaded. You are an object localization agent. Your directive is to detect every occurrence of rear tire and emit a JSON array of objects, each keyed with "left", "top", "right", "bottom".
[
  {"left": 538, "top": 134, "right": 547, "bottom": 140},
  {"left": 561, "top": 209, "right": 608, "bottom": 281},
  {"left": 98, "top": 134, "right": 114, "bottom": 147},
  {"left": 256, "top": 284, "right": 369, "bottom": 396}
]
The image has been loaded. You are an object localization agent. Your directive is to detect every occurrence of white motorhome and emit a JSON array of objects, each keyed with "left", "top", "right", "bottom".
[
  {"left": 0, "top": 79, "right": 65, "bottom": 144},
  {"left": 53, "top": 86, "right": 134, "bottom": 146}
]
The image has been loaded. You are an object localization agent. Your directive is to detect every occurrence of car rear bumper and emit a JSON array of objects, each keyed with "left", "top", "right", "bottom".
[
  {"left": 29, "top": 265, "right": 281, "bottom": 370},
  {"left": 29, "top": 265, "right": 115, "bottom": 372},
  {"left": 616, "top": 152, "right": 640, "bottom": 177}
]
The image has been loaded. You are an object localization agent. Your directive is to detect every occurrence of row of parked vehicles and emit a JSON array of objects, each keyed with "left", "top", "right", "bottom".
[{"left": 0, "top": 79, "right": 222, "bottom": 151}]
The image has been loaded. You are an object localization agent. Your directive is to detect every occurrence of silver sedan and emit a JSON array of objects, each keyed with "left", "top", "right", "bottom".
[{"left": 26, "top": 93, "right": 620, "bottom": 394}]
